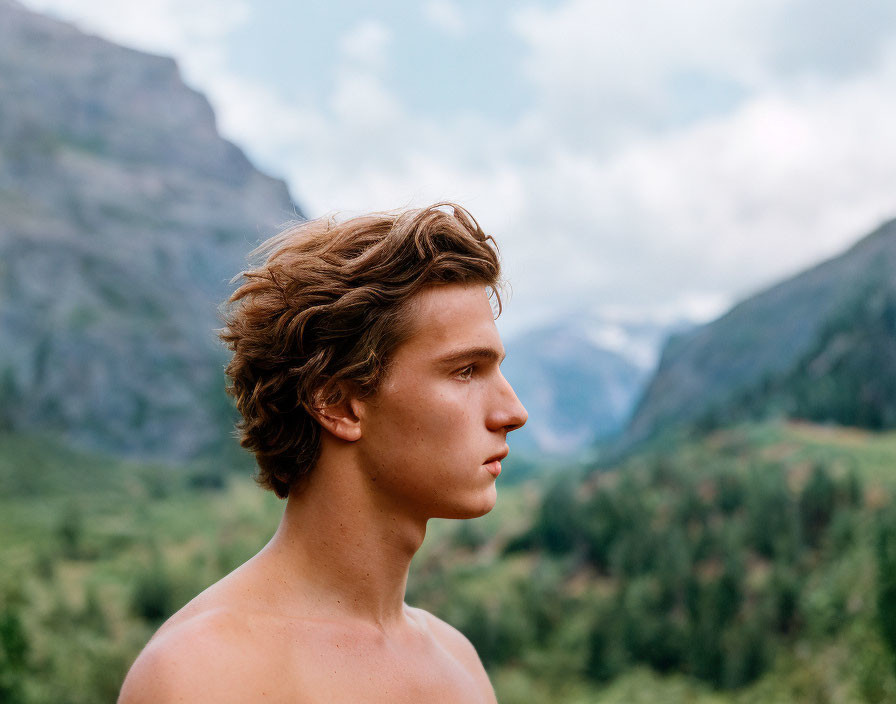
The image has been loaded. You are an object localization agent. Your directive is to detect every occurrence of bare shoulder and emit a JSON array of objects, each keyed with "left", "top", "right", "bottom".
[
  {"left": 408, "top": 606, "right": 495, "bottom": 695},
  {"left": 411, "top": 607, "right": 479, "bottom": 661},
  {"left": 118, "top": 607, "right": 276, "bottom": 704}
]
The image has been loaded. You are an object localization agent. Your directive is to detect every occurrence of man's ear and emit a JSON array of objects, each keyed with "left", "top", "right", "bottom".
[{"left": 312, "top": 384, "right": 363, "bottom": 442}]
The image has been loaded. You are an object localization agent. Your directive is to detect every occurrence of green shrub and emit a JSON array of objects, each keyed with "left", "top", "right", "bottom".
[
  {"left": 57, "top": 502, "right": 85, "bottom": 559},
  {"left": 0, "top": 604, "right": 28, "bottom": 704},
  {"left": 132, "top": 565, "right": 174, "bottom": 624},
  {"left": 876, "top": 506, "right": 896, "bottom": 675}
]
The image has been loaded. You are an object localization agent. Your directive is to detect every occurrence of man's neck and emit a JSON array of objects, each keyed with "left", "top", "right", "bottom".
[{"left": 257, "top": 446, "right": 426, "bottom": 629}]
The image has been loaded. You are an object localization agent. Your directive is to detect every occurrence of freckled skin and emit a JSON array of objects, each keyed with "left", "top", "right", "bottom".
[
  {"left": 118, "top": 284, "right": 527, "bottom": 704},
  {"left": 355, "top": 284, "right": 525, "bottom": 521}
]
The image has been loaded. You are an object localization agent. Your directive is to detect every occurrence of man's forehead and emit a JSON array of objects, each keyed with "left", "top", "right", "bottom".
[{"left": 399, "top": 284, "right": 502, "bottom": 357}]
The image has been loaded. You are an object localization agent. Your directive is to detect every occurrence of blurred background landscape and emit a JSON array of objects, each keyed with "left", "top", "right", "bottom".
[{"left": 1, "top": 0, "right": 896, "bottom": 702}]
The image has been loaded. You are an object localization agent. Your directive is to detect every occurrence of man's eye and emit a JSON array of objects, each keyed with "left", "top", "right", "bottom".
[{"left": 456, "top": 365, "right": 474, "bottom": 381}]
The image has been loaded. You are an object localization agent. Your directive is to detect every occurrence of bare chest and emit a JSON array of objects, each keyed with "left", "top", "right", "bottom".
[{"left": 250, "top": 626, "right": 494, "bottom": 704}]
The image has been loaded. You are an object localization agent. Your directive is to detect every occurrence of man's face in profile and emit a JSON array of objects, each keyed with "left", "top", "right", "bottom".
[{"left": 354, "top": 282, "right": 528, "bottom": 520}]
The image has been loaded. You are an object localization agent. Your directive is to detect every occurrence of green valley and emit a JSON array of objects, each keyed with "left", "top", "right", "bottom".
[{"left": 2, "top": 421, "right": 895, "bottom": 703}]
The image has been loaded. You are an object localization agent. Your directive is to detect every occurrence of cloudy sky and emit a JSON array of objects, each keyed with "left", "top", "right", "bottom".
[{"left": 21, "top": 0, "right": 896, "bottom": 344}]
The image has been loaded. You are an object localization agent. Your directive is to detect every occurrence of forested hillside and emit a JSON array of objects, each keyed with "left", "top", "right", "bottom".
[
  {"left": 712, "top": 287, "right": 896, "bottom": 431},
  {"left": 2, "top": 422, "right": 895, "bottom": 703}
]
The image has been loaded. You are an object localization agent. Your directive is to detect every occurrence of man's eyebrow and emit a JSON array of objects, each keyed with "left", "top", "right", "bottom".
[{"left": 435, "top": 346, "right": 506, "bottom": 367}]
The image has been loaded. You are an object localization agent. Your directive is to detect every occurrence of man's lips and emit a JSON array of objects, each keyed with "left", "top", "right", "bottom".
[{"left": 484, "top": 448, "right": 509, "bottom": 477}]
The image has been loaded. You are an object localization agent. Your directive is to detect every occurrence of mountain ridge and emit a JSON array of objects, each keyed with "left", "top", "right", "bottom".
[
  {"left": 623, "top": 217, "right": 896, "bottom": 447},
  {"left": 502, "top": 320, "right": 649, "bottom": 455},
  {"left": 0, "top": 0, "right": 302, "bottom": 460}
]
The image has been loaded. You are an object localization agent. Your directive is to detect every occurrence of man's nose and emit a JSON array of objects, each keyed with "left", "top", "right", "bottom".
[{"left": 488, "top": 372, "right": 528, "bottom": 433}]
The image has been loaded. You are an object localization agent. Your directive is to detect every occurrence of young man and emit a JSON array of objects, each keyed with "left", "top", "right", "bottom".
[{"left": 119, "top": 203, "right": 528, "bottom": 703}]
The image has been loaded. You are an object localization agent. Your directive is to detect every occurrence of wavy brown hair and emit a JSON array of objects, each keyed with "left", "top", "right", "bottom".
[{"left": 220, "top": 203, "right": 502, "bottom": 497}]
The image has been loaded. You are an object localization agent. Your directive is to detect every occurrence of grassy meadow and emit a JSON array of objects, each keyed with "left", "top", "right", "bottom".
[{"left": 1, "top": 422, "right": 896, "bottom": 703}]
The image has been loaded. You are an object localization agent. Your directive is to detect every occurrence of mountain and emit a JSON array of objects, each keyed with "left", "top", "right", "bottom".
[
  {"left": 623, "top": 218, "right": 896, "bottom": 446},
  {"left": 0, "top": 0, "right": 301, "bottom": 459},
  {"left": 767, "top": 283, "right": 896, "bottom": 428},
  {"left": 502, "top": 321, "right": 650, "bottom": 455}
]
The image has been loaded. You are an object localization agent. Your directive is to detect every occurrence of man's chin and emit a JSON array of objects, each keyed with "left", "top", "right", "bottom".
[{"left": 434, "top": 490, "right": 498, "bottom": 521}]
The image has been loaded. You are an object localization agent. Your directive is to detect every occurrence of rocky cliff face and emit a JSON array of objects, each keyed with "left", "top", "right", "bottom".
[
  {"left": 623, "top": 219, "right": 896, "bottom": 446},
  {"left": 0, "top": 0, "right": 301, "bottom": 459}
]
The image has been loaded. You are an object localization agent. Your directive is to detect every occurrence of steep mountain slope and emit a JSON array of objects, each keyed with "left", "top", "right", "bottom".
[
  {"left": 741, "top": 282, "right": 896, "bottom": 429},
  {"left": 0, "top": 0, "right": 301, "bottom": 459},
  {"left": 623, "top": 218, "right": 896, "bottom": 445}
]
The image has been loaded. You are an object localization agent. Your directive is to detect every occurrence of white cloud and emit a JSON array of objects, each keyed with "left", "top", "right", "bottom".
[
  {"left": 490, "top": 72, "right": 896, "bottom": 329},
  {"left": 330, "top": 68, "right": 402, "bottom": 129},
  {"left": 21, "top": 0, "right": 248, "bottom": 86},
  {"left": 423, "top": 0, "right": 466, "bottom": 37},
  {"left": 214, "top": 20, "right": 896, "bottom": 335},
  {"left": 338, "top": 20, "right": 392, "bottom": 69},
  {"left": 511, "top": 0, "right": 777, "bottom": 150},
  {"left": 484, "top": 0, "right": 896, "bottom": 331},
  {"left": 19, "top": 0, "right": 896, "bottom": 342}
]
